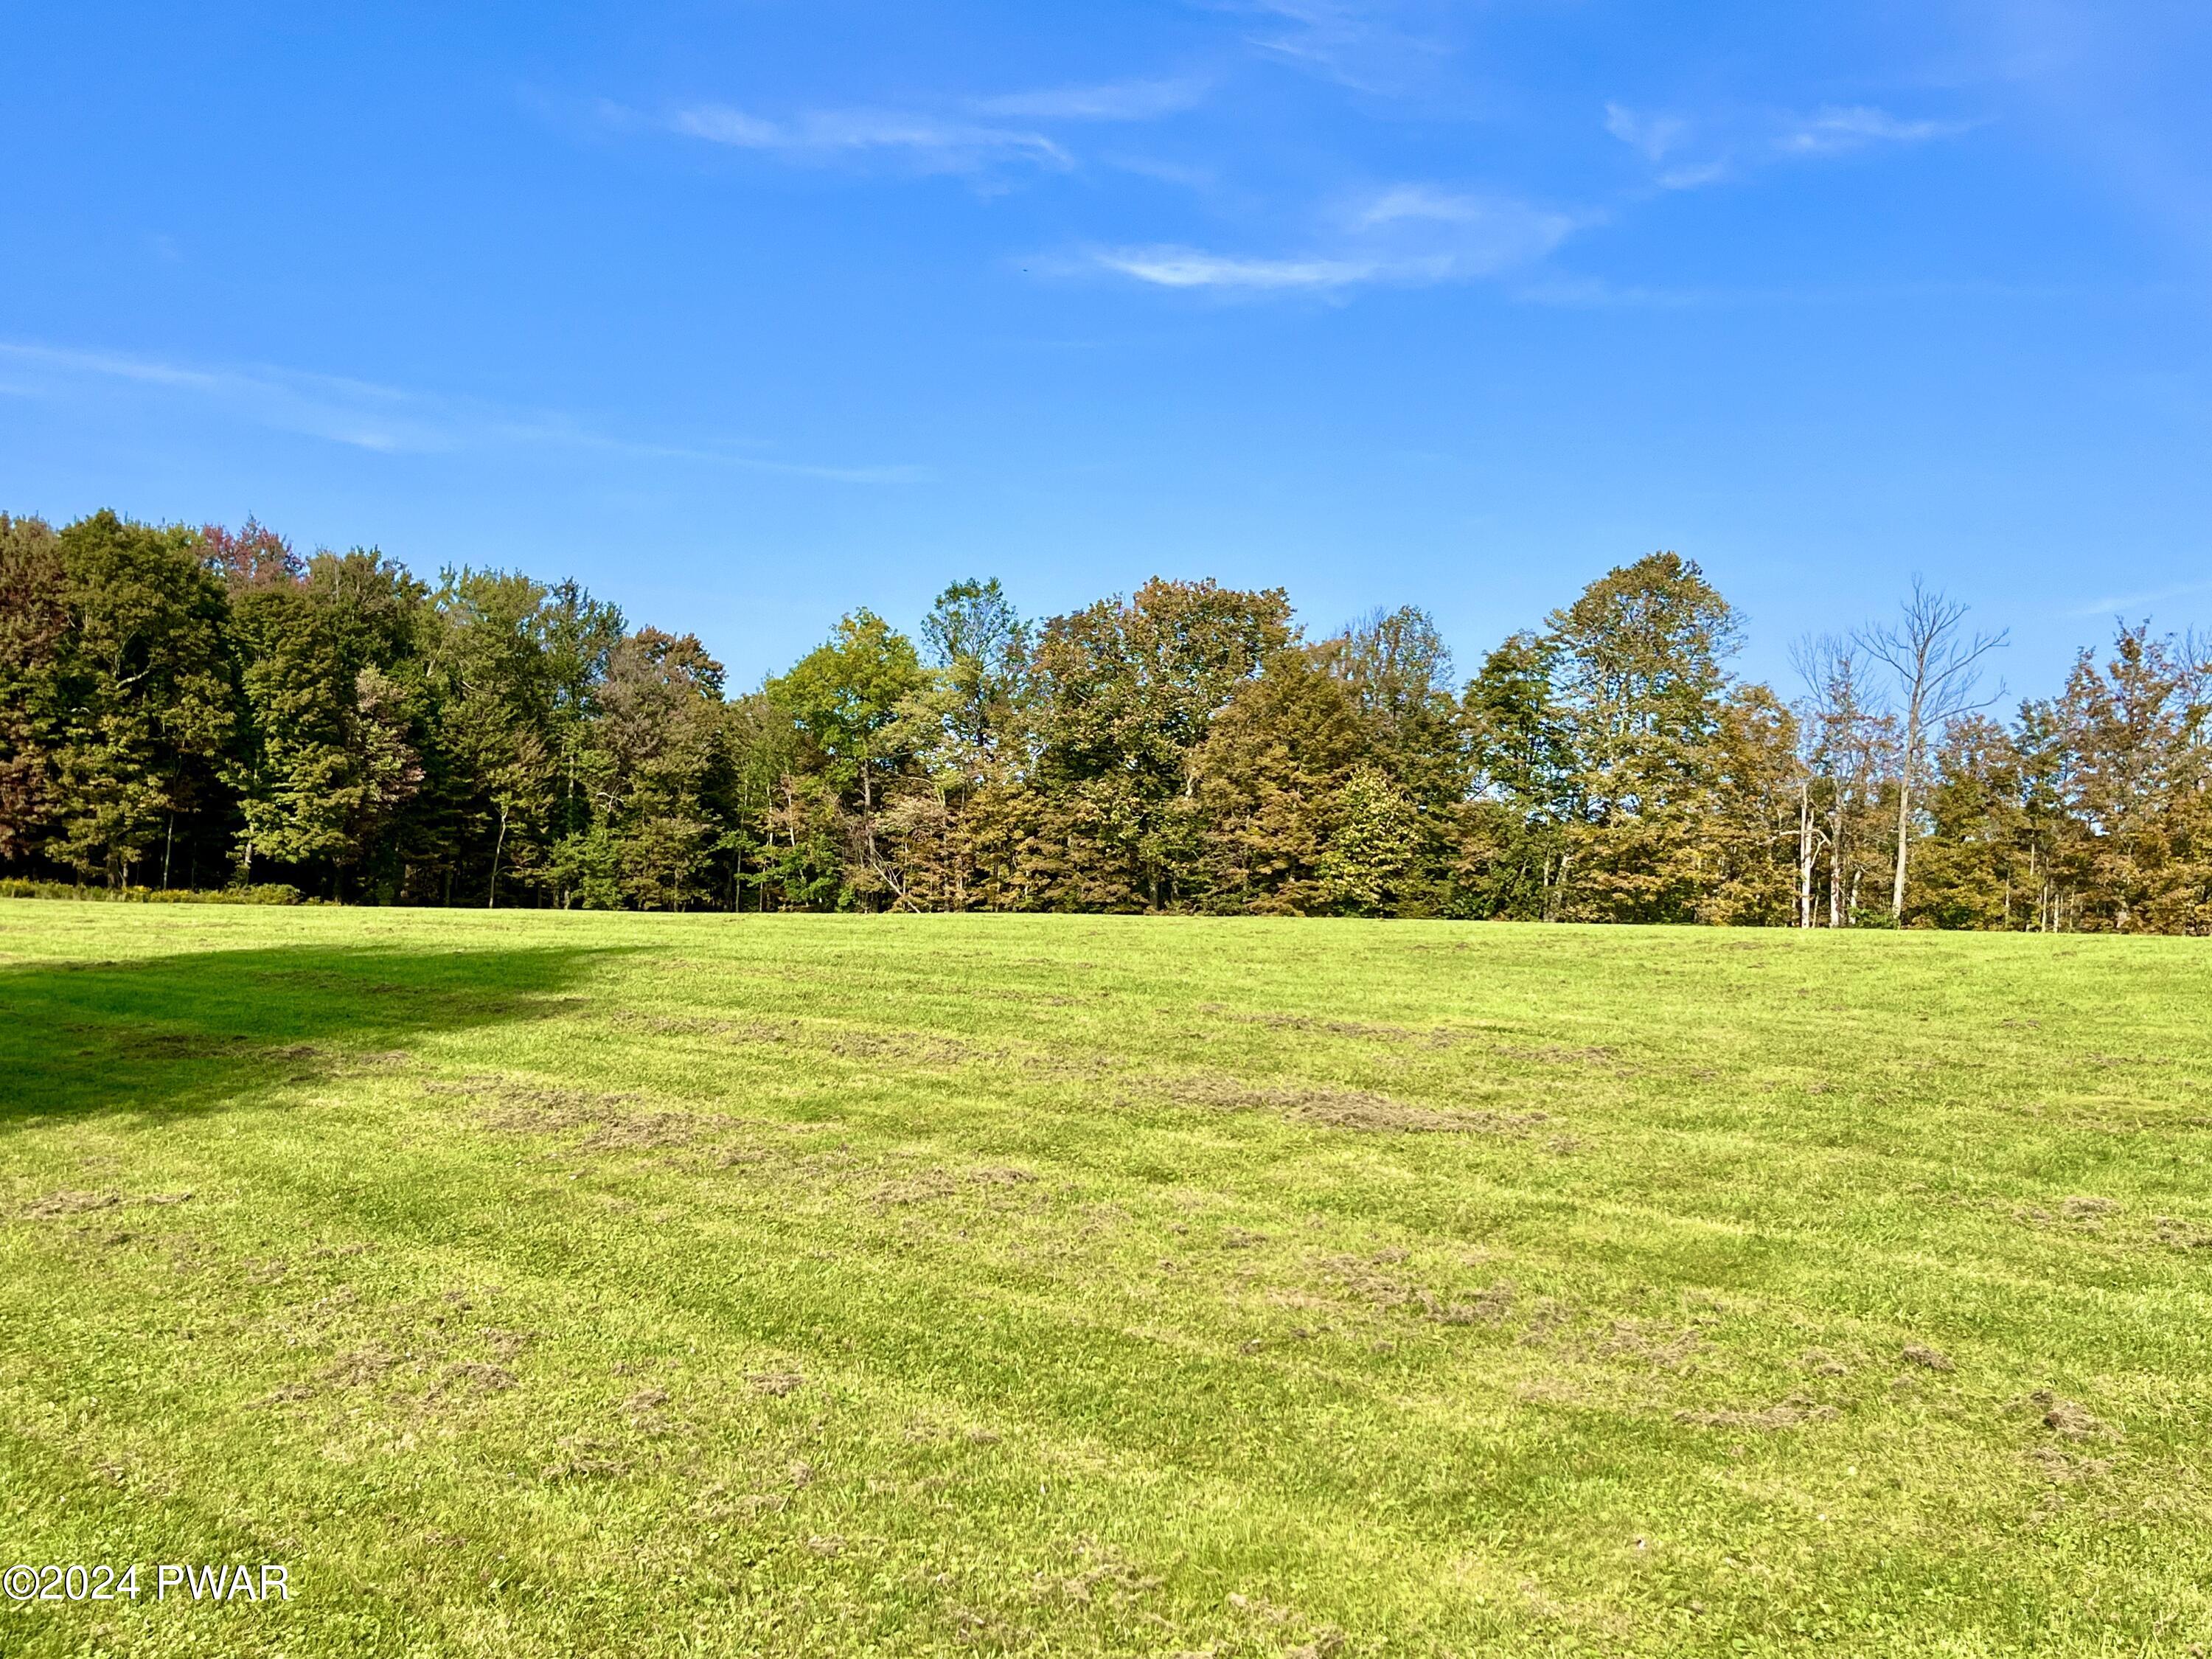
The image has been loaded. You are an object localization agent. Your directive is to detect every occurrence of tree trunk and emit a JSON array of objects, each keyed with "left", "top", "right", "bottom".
[
  {"left": 1796, "top": 782, "right": 1813, "bottom": 929},
  {"left": 1828, "top": 797, "right": 1844, "bottom": 927},
  {"left": 488, "top": 807, "right": 508, "bottom": 908},
  {"left": 1890, "top": 769, "right": 1911, "bottom": 922}
]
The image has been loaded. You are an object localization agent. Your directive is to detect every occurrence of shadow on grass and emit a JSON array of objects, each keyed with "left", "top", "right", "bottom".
[{"left": 0, "top": 943, "right": 618, "bottom": 1126}]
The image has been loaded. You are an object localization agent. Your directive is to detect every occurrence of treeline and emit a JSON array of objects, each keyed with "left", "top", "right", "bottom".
[{"left": 2, "top": 509, "right": 2207, "bottom": 929}]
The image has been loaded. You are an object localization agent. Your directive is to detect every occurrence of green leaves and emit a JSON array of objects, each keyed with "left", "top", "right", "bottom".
[
  {"left": 769, "top": 610, "right": 927, "bottom": 802},
  {"left": 7, "top": 511, "right": 2206, "bottom": 932},
  {"left": 42, "top": 512, "right": 233, "bottom": 883}
]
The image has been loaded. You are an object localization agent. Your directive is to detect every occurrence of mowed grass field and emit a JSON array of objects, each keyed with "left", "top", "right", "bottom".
[{"left": 2, "top": 905, "right": 2210, "bottom": 1658}]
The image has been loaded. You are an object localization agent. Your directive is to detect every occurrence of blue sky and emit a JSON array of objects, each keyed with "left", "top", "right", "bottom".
[{"left": 4, "top": 1, "right": 2209, "bottom": 695}]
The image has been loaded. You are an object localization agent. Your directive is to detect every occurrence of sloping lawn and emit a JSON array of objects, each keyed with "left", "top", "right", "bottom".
[{"left": 2, "top": 902, "right": 2208, "bottom": 1655}]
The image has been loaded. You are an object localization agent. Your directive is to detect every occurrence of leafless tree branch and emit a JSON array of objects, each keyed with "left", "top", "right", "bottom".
[{"left": 1854, "top": 579, "right": 2008, "bottom": 919}]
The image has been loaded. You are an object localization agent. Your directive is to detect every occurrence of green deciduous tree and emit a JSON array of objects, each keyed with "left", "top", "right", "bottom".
[
  {"left": 424, "top": 569, "right": 568, "bottom": 905},
  {"left": 0, "top": 515, "right": 67, "bottom": 864},
  {"left": 1192, "top": 643, "right": 1366, "bottom": 912},
  {"left": 1543, "top": 552, "right": 1743, "bottom": 922},
  {"left": 2042, "top": 624, "right": 2211, "bottom": 932},
  {"left": 1455, "top": 631, "right": 1572, "bottom": 919},
  {"left": 1028, "top": 578, "right": 1293, "bottom": 911},
  {"left": 15, "top": 502, "right": 2212, "bottom": 933},
  {"left": 220, "top": 543, "right": 431, "bottom": 893},
  {"left": 571, "top": 627, "right": 730, "bottom": 910},
  {"left": 769, "top": 608, "right": 928, "bottom": 905},
  {"left": 45, "top": 512, "right": 234, "bottom": 886}
]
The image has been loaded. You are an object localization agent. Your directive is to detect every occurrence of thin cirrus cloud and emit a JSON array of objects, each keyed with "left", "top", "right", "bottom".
[
  {"left": 1601, "top": 103, "right": 1691, "bottom": 163},
  {"left": 2067, "top": 576, "right": 2212, "bottom": 619},
  {"left": 1091, "top": 248, "right": 1384, "bottom": 290},
  {"left": 0, "top": 341, "right": 929, "bottom": 485},
  {"left": 1778, "top": 106, "right": 1980, "bottom": 156},
  {"left": 664, "top": 103, "right": 1069, "bottom": 171},
  {"left": 1217, "top": 0, "right": 1453, "bottom": 93},
  {"left": 973, "top": 76, "right": 1209, "bottom": 122},
  {"left": 1093, "top": 184, "right": 1585, "bottom": 293},
  {"left": 647, "top": 75, "right": 1203, "bottom": 175},
  {"left": 1237, "top": 0, "right": 1385, "bottom": 67},
  {"left": 1604, "top": 100, "right": 1979, "bottom": 190}
]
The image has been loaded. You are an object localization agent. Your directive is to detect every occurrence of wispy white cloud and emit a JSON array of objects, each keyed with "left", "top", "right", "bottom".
[
  {"left": 1603, "top": 100, "right": 1979, "bottom": 191},
  {"left": 1778, "top": 105, "right": 1978, "bottom": 156},
  {"left": 664, "top": 102, "right": 1068, "bottom": 171},
  {"left": 1237, "top": 0, "right": 1379, "bottom": 66},
  {"left": 1655, "top": 159, "right": 1733, "bottom": 192},
  {"left": 641, "top": 74, "right": 1202, "bottom": 176},
  {"left": 0, "top": 341, "right": 434, "bottom": 453},
  {"left": 1211, "top": 0, "right": 1452, "bottom": 93},
  {"left": 1093, "top": 181, "right": 1585, "bottom": 293},
  {"left": 1603, "top": 102, "right": 1690, "bottom": 163},
  {"left": 975, "top": 77, "right": 1208, "bottom": 122},
  {"left": 1600, "top": 104, "right": 1729, "bottom": 190},
  {"left": 0, "top": 341, "right": 928, "bottom": 484},
  {"left": 1345, "top": 187, "right": 1575, "bottom": 246},
  {"left": 2067, "top": 577, "right": 2212, "bottom": 619},
  {"left": 1349, "top": 184, "right": 1476, "bottom": 227},
  {"left": 1603, "top": 104, "right": 1733, "bottom": 187},
  {"left": 1092, "top": 247, "right": 1383, "bottom": 290}
]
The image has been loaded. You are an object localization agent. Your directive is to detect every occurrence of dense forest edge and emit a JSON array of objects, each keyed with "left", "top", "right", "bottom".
[{"left": 1, "top": 509, "right": 2205, "bottom": 929}]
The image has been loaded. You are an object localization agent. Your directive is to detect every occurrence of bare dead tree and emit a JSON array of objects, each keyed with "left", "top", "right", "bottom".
[
  {"left": 1790, "top": 634, "right": 1888, "bottom": 928},
  {"left": 1856, "top": 581, "right": 2008, "bottom": 922},
  {"left": 1790, "top": 637, "right": 1828, "bottom": 928},
  {"left": 1794, "top": 770, "right": 1815, "bottom": 930}
]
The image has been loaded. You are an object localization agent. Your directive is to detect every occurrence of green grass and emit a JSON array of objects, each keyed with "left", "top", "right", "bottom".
[{"left": 2, "top": 902, "right": 2210, "bottom": 1657}]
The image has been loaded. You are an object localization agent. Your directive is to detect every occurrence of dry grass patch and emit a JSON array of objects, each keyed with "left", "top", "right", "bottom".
[
  {"left": 14, "top": 1188, "right": 194, "bottom": 1220},
  {"left": 1674, "top": 1393, "right": 1840, "bottom": 1430},
  {"left": 425, "top": 1074, "right": 709, "bottom": 1150},
  {"left": 1154, "top": 1072, "right": 1551, "bottom": 1135},
  {"left": 1197, "top": 1004, "right": 1471, "bottom": 1046},
  {"left": 2019, "top": 1391, "right": 2122, "bottom": 1442}
]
